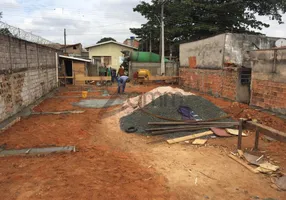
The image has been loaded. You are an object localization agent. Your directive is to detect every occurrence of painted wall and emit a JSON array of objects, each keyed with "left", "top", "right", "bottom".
[
  {"left": 88, "top": 43, "right": 135, "bottom": 69},
  {"left": 249, "top": 48, "right": 286, "bottom": 114},
  {"left": 0, "top": 35, "right": 57, "bottom": 122},
  {"left": 180, "top": 33, "right": 282, "bottom": 69},
  {"left": 224, "top": 33, "right": 279, "bottom": 68},
  {"left": 179, "top": 34, "right": 226, "bottom": 68}
]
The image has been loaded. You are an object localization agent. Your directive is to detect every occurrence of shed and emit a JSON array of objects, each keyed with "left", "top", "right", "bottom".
[{"left": 59, "top": 55, "right": 91, "bottom": 85}]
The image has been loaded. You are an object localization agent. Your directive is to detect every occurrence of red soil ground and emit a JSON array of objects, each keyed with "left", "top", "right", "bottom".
[{"left": 0, "top": 84, "right": 285, "bottom": 200}]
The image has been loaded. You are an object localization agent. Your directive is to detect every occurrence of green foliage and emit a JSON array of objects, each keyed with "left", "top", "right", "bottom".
[
  {"left": 97, "top": 37, "right": 116, "bottom": 44},
  {"left": 131, "top": 0, "right": 286, "bottom": 55}
]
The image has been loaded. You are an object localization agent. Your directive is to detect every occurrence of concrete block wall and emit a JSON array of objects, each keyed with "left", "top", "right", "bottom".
[
  {"left": 0, "top": 35, "right": 57, "bottom": 122},
  {"left": 180, "top": 68, "right": 239, "bottom": 101}
]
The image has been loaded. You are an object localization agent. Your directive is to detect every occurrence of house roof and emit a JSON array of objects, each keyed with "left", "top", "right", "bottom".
[
  {"left": 59, "top": 55, "right": 91, "bottom": 62},
  {"left": 60, "top": 43, "right": 81, "bottom": 49},
  {"left": 86, "top": 40, "right": 138, "bottom": 50}
]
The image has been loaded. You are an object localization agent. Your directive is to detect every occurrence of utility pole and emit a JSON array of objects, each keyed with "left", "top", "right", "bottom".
[
  {"left": 149, "top": 32, "right": 152, "bottom": 53},
  {"left": 160, "top": 0, "right": 165, "bottom": 75},
  {"left": 64, "top": 28, "right": 67, "bottom": 54}
]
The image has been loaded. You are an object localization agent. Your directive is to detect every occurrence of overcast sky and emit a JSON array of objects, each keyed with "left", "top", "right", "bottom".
[{"left": 1, "top": 0, "right": 286, "bottom": 48}]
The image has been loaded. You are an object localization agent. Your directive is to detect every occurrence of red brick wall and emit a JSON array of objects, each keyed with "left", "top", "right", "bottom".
[
  {"left": 221, "top": 70, "right": 238, "bottom": 100},
  {"left": 180, "top": 68, "right": 239, "bottom": 101},
  {"left": 251, "top": 79, "right": 286, "bottom": 114}
]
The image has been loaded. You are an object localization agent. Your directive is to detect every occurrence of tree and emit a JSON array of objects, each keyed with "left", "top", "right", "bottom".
[
  {"left": 97, "top": 37, "right": 116, "bottom": 44},
  {"left": 131, "top": 0, "right": 286, "bottom": 56}
]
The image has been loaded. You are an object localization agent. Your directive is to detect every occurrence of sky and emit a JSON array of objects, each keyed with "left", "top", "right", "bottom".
[{"left": 1, "top": 0, "right": 286, "bottom": 48}]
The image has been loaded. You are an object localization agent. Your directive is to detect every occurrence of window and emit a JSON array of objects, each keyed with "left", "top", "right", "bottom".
[
  {"left": 73, "top": 46, "right": 77, "bottom": 50},
  {"left": 240, "top": 68, "right": 252, "bottom": 85}
]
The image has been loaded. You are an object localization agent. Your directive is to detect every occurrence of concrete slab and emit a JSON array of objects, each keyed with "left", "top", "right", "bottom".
[
  {"left": 32, "top": 111, "right": 85, "bottom": 115},
  {"left": 0, "top": 146, "right": 75, "bottom": 157},
  {"left": 73, "top": 99, "right": 125, "bottom": 108}
]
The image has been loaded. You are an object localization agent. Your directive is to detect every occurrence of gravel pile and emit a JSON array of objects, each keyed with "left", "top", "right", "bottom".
[
  {"left": 120, "top": 86, "right": 194, "bottom": 117},
  {"left": 120, "top": 94, "right": 233, "bottom": 138}
]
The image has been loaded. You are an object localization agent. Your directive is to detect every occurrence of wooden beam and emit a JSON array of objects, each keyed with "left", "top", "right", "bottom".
[
  {"left": 59, "top": 76, "right": 74, "bottom": 79},
  {"left": 76, "top": 76, "right": 111, "bottom": 81},
  {"left": 167, "top": 131, "right": 213, "bottom": 144},
  {"left": 228, "top": 154, "right": 259, "bottom": 174},
  {"left": 244, "top": 121, "right": 286, "bottom": 143},
  {"left": 237, "top": 119, "right": 243, "bottom": 150}
]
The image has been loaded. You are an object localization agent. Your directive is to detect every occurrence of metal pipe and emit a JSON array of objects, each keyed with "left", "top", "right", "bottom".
[
  {"left": 146, "top": 123, "right": 237, "bottom": 131},
  {"left": 151, "top": 125, "right": 235, "bottom": 136},
  {"left": 148, "top": 121, "right": 239, "bottom": 126}
]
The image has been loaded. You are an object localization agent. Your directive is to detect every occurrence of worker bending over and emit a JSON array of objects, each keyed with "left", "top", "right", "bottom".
[{"left": 118, "top": 75, "right": 129, "bottom": 94}]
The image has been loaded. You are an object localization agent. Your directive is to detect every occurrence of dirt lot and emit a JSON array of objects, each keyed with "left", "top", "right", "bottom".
[{"left": 0, "top": 84, "right": 285, "bottom": 200}]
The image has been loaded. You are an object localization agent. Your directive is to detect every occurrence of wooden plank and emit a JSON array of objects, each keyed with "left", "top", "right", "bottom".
[
  {"left": 244, "top": 121, "right": 286, "bottom": 143},
  {"left": 237, "top": 119, "right": 243, "bottom": 150},
  {"left": 228, "top": 154, "right": 259, "bottom": 174},
  {"left": 76, "top": 75, "right": 111, "bottom": 81},
  {"left": 59, "top": 76, "right": 74, "bottom": 79},
  {"left": 192, "top": 139, "right": 208, "bottom": 145},
  {"left": 167, "top": 131, "right": 213, "bottom": 144}
]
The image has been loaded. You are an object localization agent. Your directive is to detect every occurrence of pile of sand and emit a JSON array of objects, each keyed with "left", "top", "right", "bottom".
[{"left": 119, "top": 86, "right": 194, "bottom": 117}]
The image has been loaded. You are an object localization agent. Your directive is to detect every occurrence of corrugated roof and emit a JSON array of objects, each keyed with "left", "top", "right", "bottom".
[
  {"left": 59, "top": 55, "right": 91, "bottom": 62},
  {"left": 86, "top": 40, "right": 138, "bottom": 50}
]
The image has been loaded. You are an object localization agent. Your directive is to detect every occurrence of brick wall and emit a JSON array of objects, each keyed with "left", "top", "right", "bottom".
[
  {"left": 250, "top": 48, "right": 286, "bottom": 114},
  {"left": 251, "top": 79, "right": 286, "bottom": 114},
  {"left": 180, "top": 68, "right": 239, "bottom": 101},
  {"left": 0, "top": 35, "right": 57, "bottom": 122}
]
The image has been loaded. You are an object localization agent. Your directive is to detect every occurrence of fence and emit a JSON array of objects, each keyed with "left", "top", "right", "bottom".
[{"left": 0, "top": 21, "right": 56, "bottom": 47}]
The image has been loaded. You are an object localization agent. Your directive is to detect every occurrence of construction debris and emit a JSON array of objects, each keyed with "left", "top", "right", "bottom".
[
  {"left": 0, "top": 146, "right": 76, "bottom": 157},
  {"left": 192, "top": 139, "right": 208, "bottom": 145},
  {"left": 275, "top": 176, "right": 286, "bottom": 191},
  {"left": 211, "top": 127, "right": 233, "bottom": 137},
  {"left": 167, "top": 131, "right": 213, "bottom": 144},
  {"left": 257, "top": 162, "right": 279, "bottom": 173},
  {"left": 237, "top": 150, "right": 244, "bottom": 158},
  {"left": 228, "top": 154, "right": 259, "bottom": 174},
  {"left": 244, "top": 153, "right": 266, "bottom": 166},
  {"left": 226, "top": 129, "right": 248, "bottom": 137}
]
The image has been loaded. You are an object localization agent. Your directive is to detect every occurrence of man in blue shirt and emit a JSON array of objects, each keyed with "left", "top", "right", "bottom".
[{"left": 118, "top": 75, "right": 129, "bottom": 94}]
